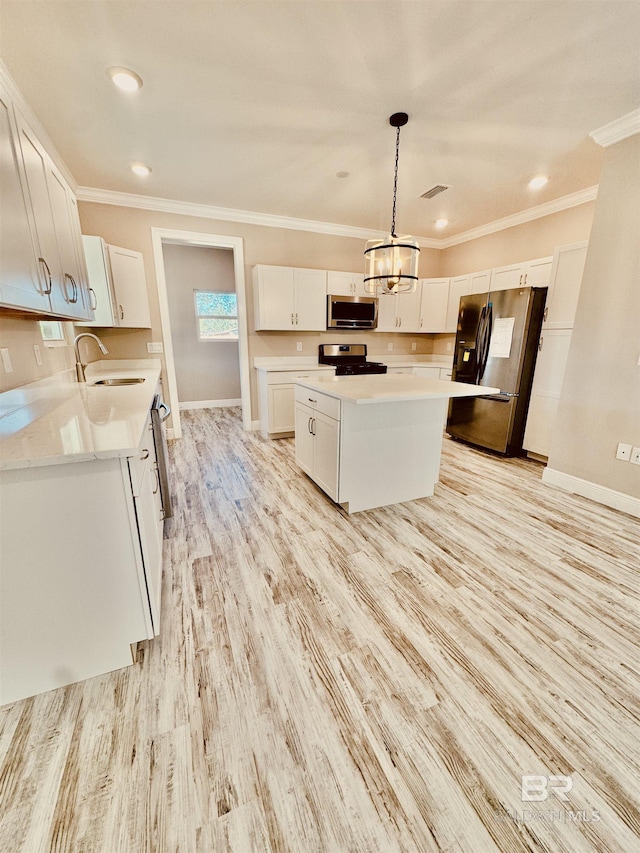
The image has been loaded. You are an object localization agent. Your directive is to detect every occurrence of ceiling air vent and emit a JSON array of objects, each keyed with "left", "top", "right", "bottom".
[{"left": 421, "top": 184, "right": 451, "bottom": 199}]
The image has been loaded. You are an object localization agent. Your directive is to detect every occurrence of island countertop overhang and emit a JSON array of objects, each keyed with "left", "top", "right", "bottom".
[{"left": 294, "top": 374, "right": 500, "bottom": 405}]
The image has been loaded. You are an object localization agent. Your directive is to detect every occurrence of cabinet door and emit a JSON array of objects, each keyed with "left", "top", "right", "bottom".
[
  {"left": 445, "top": 276, "right": 471, "bottom": 332},
  {"left": 107, "top": 244, "right": 151, "bottom": 328},
  {"left": 419, "top": 279, "right": 449, "bottom": 332},
  {"left": 81, "top": 235, "right": 117, "bottom": 326},
  {"left": 47, "top": 166, "right": 92, "bottom": 320},
  {"left": 293, "top": 268, "right": 326, "bottom": 330},
  {"left": 544, "top": 243, "right": 587, "bottom": 329},
  {"left": 490, "top": 263, "right": 525, "bottom": 291},
  {"left": 376, "top": 293, "right": 397, "bottom": 331},
  {"left": 396, "top": 284, "right": 422, "bottom": 332},
  {"left": 523, "top": 329, "right": 572, "bottom": 457},
  {"left": 134, "top": 458, "right": 163, "bottom": 635},
  {"left": 255, "top": 266, "right": 295, "bottom": 330},
  {"left": 0, "top": 83, "right": 47, "bottom": 312},
  {"left": 313, "top": 411, "right": 339, "bottom": 501},
  {"left": 327, "top": 271, "right": 353, "bottom": 296},
  {"left": 268, "top": 384, "right": 295, "bottom": 432},
  {"left": 469, "top": 270, "right": 491, "bottom": 294},
  {"left": 524, "top": 256, "right": 553, "bottom": 286},
  {"left": 294, "top": 403, "right": 315, "bottom": 476}
]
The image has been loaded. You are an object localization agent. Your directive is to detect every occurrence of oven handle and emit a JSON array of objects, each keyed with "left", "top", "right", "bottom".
[{"left": 157, "top": 401, "right": 171, "bottom": 422}]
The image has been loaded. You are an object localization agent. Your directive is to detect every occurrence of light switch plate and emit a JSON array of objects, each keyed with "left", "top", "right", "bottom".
[{"left": 33, "top": 344, "right": 43, "bottom": 366}]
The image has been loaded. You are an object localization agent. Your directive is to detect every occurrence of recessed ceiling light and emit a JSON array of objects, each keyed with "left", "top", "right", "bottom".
[
  {"left": 108, "top": 67, "right": 143, "bottom": 92},
  {"left": 528, "top": 175, "right": 548, "bottom": 190},
  {"left": 131, "top": 163, "right": 152, "bottom": 177},
  {"left": 435, "top": 218, "right": 449, "bottom": 229}
]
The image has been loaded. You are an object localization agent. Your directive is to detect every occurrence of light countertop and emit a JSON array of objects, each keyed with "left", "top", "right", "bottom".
[
  {"left": 254, "top": 355, "right": 453, "bottom": 372},
  {"left": 295, "top": 373, "right": 499, "bottom": 405},
  {"left": 0, "top": 360, "right": 162, "bottom": 471}
]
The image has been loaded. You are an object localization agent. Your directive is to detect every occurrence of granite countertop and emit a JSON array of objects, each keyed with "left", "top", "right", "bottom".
[
  {"left": 295, "top": 373, "right": 498, "bottom": 405},
  {"left": 0, "top": 360, "right": 162, "bottom": 471}
]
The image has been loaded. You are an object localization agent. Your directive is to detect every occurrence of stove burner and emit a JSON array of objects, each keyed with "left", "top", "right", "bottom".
[{"left": 319, "top": 343, "right": 387, "bottom": 375}]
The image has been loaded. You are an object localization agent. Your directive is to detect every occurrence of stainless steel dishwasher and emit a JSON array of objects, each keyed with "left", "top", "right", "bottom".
[{"left": 150, "top": 394, "right": 173, "bottom": 519}]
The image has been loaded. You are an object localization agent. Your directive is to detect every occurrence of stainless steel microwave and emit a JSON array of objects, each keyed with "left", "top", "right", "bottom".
[{"left": 326, "top": 295, "right": 378, "bottom": 330}]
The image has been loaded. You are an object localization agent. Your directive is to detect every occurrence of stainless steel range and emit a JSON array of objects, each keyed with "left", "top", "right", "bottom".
[{"left": 318, "top": 344, "right": 387, "bottom": 376}]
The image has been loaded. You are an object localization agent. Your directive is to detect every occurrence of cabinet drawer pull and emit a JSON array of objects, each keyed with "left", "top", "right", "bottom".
[
  {"left": 308, "top": 416, "right": 313, "bottom": 434},
  {"left": 38, "top": 257, "right": 52, "bottom": 294},
  {"left": 140, "top": 448, "right": 150, "bottom": 460},
  {"left": 308, "top": 398, "right": 317, "bottom": 403},
  {"left": 88, "top": 287, "right": 97, "bottom": 310},
  {"left": 119, "top": 304, "right": 124, "bottom": 320}
]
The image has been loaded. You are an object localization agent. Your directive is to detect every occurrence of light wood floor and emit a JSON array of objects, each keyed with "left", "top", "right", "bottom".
[{"left": 1, "top": 407, "right": 638, "bottom": 852}]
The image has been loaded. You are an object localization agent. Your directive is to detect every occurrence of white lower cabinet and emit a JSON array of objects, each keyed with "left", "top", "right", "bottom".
[
  {"left": 0, "top": 414, "right": 164, "bottom": 705},
  {"left": 256, "top": 367, "right": 335, "bottom": 439},
  {"left": 523, "top": 328, "right": 573, "bottom": 457},
  {"left": 294, "top": 387, "right": 340, "bottom": 501}
]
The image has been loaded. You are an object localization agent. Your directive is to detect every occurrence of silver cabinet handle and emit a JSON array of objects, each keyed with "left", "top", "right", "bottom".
[
  {"left": 538, "top": 337, "right": 544, "bottom": 351},
  {"left": 152, "top": 464, "right": 160, "bottom": 495},
  {"left": 65, "top": 274, "right": 78, "bottom": 303},
  {"left": 88, "top": 287, "right": 97, "bottom": 310},
  {"left": 140, "top": 448, "right": 150, "bottom": 460},
  {"left": 295, "top": 313, "right": 298, "bottom": 324},
  {"left": 119, "top": 304, "right": 124, "bottom": 320},
  {"left": 524, "top": 273, "right": 528, "bottom": 284},
  {"left": 311, "top": 417, "right": 316, "bottom": 436},
  {"left": 543, "top": 307, "right": 548, "bottom": 322},
  {"left": 308, "top": 398, "right": 317, "bottom": 403},
  {"left": 308, "top": 416, "right": 313, "bottom": 434},
  {"left": 399, "top": 316, "right": 402, "bottom": 328},
  {"left": 158, "top": 401, "right": 171, "bottom": 421},
  {"left": 38, "top": 257, "right": 52, "bottom": 294},
  {"left": 291, "top": 312, "right": 294, "bottom": 325}
]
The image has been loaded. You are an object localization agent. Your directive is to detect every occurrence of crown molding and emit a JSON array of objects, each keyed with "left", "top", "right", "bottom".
[
  {"left": 438, "top": 186, "right": 599, "bottom": 249},
  {"left": 76, "top": 187, "right": 441, "bottom": 248},
  {"left": 590, "top": 109, "right": 640, "bottom": 147}
]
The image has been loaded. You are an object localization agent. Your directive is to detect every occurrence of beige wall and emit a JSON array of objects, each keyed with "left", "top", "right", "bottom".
[
  {"left": 547, "top": 134, "right": 640, "bottom": 499},
  {"left": 162, "top": 244, "right": 240, "bottom": 403},
  {"left": 0, "top": 315, "right": 75, "bottom": 393},
  {"left": 440, "top": 202, "right": 595, "bottom": 276}
]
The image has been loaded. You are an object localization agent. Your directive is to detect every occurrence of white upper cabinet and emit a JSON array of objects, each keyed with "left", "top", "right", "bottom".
[
  {"left": 445, "top": 275, "right": 471, "bottom": 332},
  {"left": 80, "top": 237, "right": 150, "bottom": 328},
  {"left": 469, "top": 269, "right": 491, "bottom": 294},
  {"left": 253, "top": 265, "right": 326, "bottom": 330},
  {"left": 490, "top": 256, "right": 552, "bottom": 292},
  {"left": 543, "top": 242, "right": 587, "bottom": 329},
  {"left": 376, "top": 285, "right": 422, "bottom": 333},
  {"left": 326, "top": 270, "right": 367, "bottom": 297},
  {"left": 107, "top": 245, "right": 150, "bottom": 328},
  {"left": 419, "top": 278, "right": 449, "bottom": 332},
  {"left": 11, "top": 108, "right": 92, "bottom": 321},
  {"left": 0, "top": 80, "right": 47, "bottom": 313}
]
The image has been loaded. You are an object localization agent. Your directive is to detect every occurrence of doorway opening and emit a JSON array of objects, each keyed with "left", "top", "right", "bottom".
[{"left": 151, "top": 228, "right": 251, "bottom": 440}]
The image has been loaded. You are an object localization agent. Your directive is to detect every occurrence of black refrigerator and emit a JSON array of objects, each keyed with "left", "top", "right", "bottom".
[{"left": 446, "top": 286, "right": 547, "bottom": 456}]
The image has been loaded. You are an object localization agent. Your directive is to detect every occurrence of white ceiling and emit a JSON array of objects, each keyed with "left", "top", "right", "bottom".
[{"left": 1, "top": 1, "right": 639, "bottom": 239}]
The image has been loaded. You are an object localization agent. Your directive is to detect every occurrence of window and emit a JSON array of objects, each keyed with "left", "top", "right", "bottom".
[
  {"left": 194, "top": 291, "right": 238, "bottom": 341},
  {"left": 39, "top": 321, "right": 68, "bottom": 345}
]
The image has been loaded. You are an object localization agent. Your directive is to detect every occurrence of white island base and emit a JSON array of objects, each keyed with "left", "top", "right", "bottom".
[{"left": 294, "top": 374, "right": 498, "bottom": 513}]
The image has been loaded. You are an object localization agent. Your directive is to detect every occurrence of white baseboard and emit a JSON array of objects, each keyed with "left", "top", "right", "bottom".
[
  {"left": 542, "top": 467, "right": 640, "bottom": 518},
  {"left": 179, "top": 399, "right": 242, "bottom": 410}
]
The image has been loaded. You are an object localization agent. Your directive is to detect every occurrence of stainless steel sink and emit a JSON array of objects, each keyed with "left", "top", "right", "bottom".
[{"left": 92, "top": 377, "right": 145, "bottom": 386}]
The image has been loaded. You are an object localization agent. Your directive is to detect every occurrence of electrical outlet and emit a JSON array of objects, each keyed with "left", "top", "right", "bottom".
[
  {"left": 33, "top": 344, "right": 43, "bottom": 366},
  {"left": 616, "top": 443, "right": 632, "bottom": 461},
  {"left": 387, "top": 343, "right": 393, "bottom": 351},
  {"left": 147, "top": 342, "right": 163, "bottom": 354},
  {"left": 0, "top": 348, "right": 13, "bottom": 373},
  {"left": 630, "top": 447, "right": 640, "bottom": 465},
  {"left": 296, "top": 342, "right": 302, "bottom": 352},
  {"left": 411, "top": 342, "right": 417, "bottom": 351}
]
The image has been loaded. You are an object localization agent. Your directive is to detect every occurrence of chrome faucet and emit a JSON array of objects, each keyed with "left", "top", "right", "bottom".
[{"left": 73, "top": 332, "right": 109, "bottom": 382}]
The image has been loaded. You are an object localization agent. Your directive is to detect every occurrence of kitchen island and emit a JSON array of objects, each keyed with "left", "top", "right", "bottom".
[{"left": 294, "top": 373, "right": 499, "bottom": 513}]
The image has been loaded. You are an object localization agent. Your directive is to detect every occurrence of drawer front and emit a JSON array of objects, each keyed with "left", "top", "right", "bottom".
[
  {"left": 295, "top": 385, "right": 341, "bottom": 420},
  {"left": 267, "top": 368, "right": 334, "bottom": 384}
]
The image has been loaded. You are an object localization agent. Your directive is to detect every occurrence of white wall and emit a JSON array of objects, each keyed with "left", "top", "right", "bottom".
[{"left": 162, "top": 243, "right": 240, "bottom": 404}]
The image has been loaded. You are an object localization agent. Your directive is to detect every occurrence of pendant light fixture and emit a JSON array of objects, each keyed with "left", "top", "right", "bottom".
[{"left": 364, "top": 112, "right": 420, "bottom": 295}]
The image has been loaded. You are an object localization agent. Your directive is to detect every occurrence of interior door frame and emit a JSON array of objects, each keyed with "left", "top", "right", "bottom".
[{"left": 150, "top": 227, "right": 251, "bottom": 440}]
